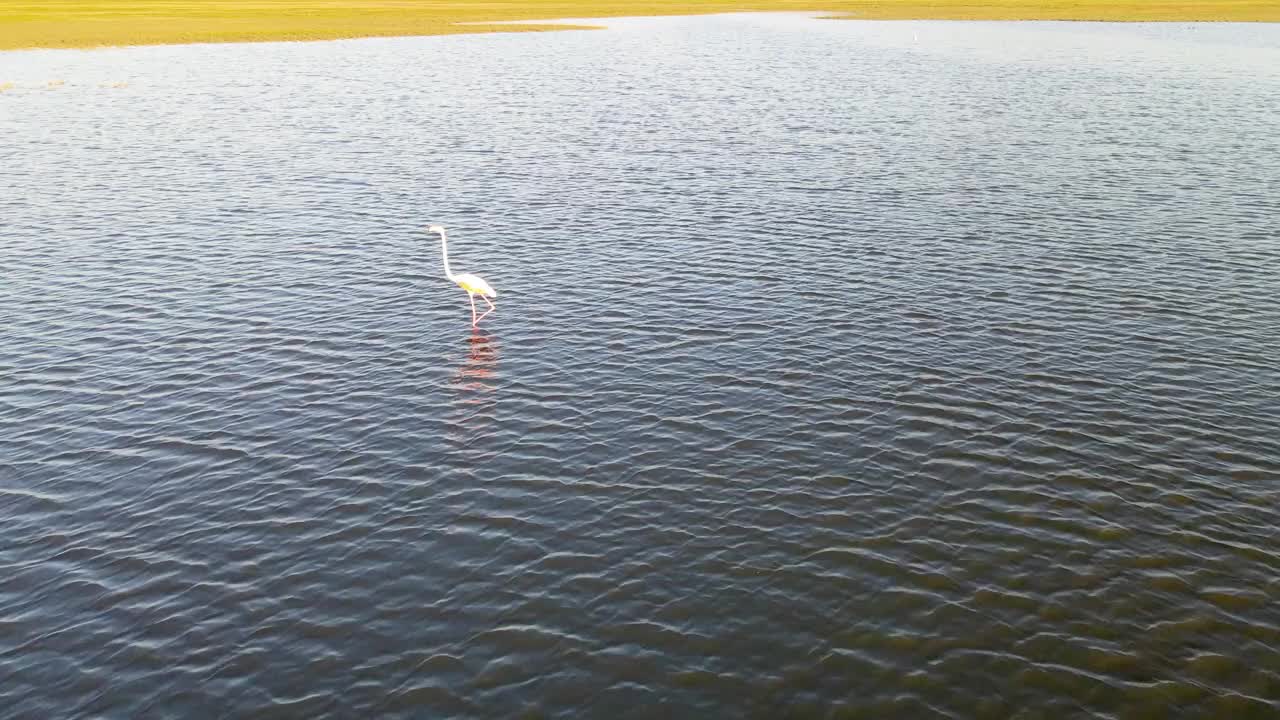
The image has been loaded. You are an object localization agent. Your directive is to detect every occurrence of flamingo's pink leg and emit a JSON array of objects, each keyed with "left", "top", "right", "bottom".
[
  {"left": 476, "top": 295, "right": 496, "bottom": 324},
  {"left": 467, "top": 292, "right": 477, "bottom": 326}
]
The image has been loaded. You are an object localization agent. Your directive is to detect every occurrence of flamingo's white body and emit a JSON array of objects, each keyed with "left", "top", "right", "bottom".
[{"left": 428, "top": 225, "right": 496, "bottom": 326}]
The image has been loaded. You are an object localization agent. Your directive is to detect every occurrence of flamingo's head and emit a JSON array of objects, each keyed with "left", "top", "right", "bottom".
[{"left": 426, "top": 225, "right": 445, "bottom": 234}]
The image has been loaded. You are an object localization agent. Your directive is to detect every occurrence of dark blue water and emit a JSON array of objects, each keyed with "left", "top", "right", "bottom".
[{"left": 3, "top": 14, "right": 1280, "bottom": 718}]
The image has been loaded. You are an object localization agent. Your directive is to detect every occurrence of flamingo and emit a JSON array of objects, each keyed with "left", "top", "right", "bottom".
[{"left": 427, "top": 225, "right": 497, "bottom": 326}]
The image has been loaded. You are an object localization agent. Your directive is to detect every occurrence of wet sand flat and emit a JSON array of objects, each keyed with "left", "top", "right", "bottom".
[{"left": 2, "top": 0, "right": 1278, "bottom": 50}]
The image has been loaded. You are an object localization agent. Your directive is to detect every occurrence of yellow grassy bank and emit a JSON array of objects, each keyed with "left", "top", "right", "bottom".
[{"left": 2, "top": 1, "right": 1276, "bottom": 51}]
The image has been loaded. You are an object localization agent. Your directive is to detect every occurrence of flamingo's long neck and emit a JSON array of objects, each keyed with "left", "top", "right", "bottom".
[{"left": 439, "top": 230, "right": 457, "bottom": 280}]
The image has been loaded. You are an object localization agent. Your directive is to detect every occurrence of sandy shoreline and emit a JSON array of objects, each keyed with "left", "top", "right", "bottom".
[{"left": 1, "top": 0, "right": 1277, "bottom": 52}]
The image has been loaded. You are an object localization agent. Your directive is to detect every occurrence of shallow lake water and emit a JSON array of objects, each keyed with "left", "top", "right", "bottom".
[{"left": 3, "top": 13, "right": 1280, "bottom": 718}]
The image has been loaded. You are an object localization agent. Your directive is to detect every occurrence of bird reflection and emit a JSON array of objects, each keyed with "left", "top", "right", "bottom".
[
  {"left": 454, "top": 329, "right": 498, "bottom": 394},
  {"left": 446, "top": 328, "right": 500, "bottom": 446}
]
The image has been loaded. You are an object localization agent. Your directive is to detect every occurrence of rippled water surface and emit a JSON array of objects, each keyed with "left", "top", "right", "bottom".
[{"left": 3, "top": 14, "right": 1280, "bottom": 718}]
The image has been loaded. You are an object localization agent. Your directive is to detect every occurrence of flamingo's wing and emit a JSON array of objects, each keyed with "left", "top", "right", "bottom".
[{"left": 454, "top": 273, "right": 497, "bottom": 298}]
